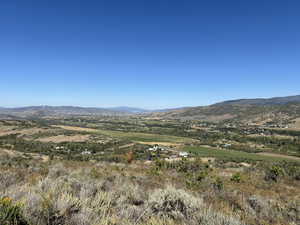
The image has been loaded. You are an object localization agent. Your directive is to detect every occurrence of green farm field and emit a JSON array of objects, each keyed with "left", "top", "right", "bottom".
[
  {"left": 184, "top": 146, "right": 300, "bottom": 163},
  {"left": 55, "top": 125, "right": 196, "bottom": 143}
]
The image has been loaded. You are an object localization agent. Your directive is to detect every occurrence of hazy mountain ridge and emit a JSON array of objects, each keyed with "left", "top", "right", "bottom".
[
  {"left": 107, "top": 106, "right": 150, "bottom": 113},
  {"left": 0, "top": 106, "right": 179, "bottom": 117},
  {"left": 216, "top": 95, "right": 300, "bottom": 106},
  {"left": 2, "top": 95, "right": 300, "bottom": 121},
  {"left": 149, "top": 95, "right": 300, "bottom": 123},
  {"left": 0, "top": 106, "right": 131, "bottom": 118}
]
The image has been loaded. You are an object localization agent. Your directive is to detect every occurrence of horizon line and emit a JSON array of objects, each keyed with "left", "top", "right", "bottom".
[{"left": 1, "top": 93, "right": 300, "bottom": 110}]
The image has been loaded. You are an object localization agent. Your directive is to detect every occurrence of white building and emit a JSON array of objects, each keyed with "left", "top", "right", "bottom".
[
  {"left": 81, "top": 150, "right": 92, "bottom": 155},
  {"left": 179, "top": 152, "right": 189, "bottom": 158}
]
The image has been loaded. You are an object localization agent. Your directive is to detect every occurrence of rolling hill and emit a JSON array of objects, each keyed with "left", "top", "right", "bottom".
[
  {"left": 216, "top": 95, "right": 300, "bottom": 106},
  {"left": 2, "top": 95, "right": 300, "bottom": 123},
  {"left": 0, "top": 106, "right": 132, "bottom": 118},
  {"left": 149, "top": 95, "right": 300, "bottom": 124},
  {"left": 107, "top": 106, "right": 150, "bottom": 113}
]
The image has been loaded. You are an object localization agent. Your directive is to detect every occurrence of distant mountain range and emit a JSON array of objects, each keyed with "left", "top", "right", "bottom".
[
  {"left": 149, "top": 95, "right": 300, "bottom": 123},
  {"left": 1, "top": 95, "right": 300, "bottom": 122},
  {"left": 216, "top": 95, "right": 300, "bottom": 106},
  {"left": 107, "top": 106, "right": 150, "bottom": 113},
  {"left": 0, "top": 106, "right": 136, "bottom": 118},
  {"left": 0, "top": 106, "right": 175, "bottom": 118}
]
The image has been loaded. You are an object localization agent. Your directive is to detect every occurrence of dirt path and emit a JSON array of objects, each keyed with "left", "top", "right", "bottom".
[
  {"left": 137, "top": 141, "right": 182, "bottom": 147},
  {"left": 119, "top": 143, "right": 135, "bottom": 149},
  {"left": 256, "top": 152, "right": 300, "bottom": 161}
]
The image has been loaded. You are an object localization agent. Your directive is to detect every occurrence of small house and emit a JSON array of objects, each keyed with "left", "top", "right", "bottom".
[{"left": 179, "top": 152, "right": 189, "bottom": 158}]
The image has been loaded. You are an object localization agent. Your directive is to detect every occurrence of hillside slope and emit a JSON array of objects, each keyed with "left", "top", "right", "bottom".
[
  {"left": 0, "top": 106, "right": 130, "bottom": 118},
  {"left": 149, "top": 95, "right": 300, "bottom": 124},
  {"left": 216, "top": 95, "right": 300, "bottom": 106}
]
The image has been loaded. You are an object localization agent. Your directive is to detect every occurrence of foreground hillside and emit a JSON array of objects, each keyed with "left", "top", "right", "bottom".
[{"left": 1, "top": 151, "right": 299, "bottom": 225}]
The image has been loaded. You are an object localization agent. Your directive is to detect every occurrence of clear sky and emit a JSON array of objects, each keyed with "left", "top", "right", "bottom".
[{"left": 1, "top": 0, "right": 299, "bottom": 109}]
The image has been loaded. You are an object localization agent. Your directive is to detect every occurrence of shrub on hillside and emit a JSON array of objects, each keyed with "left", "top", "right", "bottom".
[
  {"left": 231, "top": 173, "right": 243, "bottom": 183},
  {"left": 195, "top": 207, "right": 244, "bottom": 225},
  {"left": 0, "top": 197, "right": 28, "bottom": 225},
  {"left": 149, "top": 186, "right": 202, "bottom": 220},
  {"left": 264, "top": 165, "right": 284, "bottom": 182}
]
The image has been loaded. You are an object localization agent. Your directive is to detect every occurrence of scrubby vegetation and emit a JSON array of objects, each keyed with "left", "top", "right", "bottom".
[{"left": 0, "top": 152, "right": 299, "bottom": 225}]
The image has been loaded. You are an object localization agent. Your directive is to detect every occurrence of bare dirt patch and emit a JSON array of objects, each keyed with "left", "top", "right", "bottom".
[
  {"left": 0, "top": 127, "right": 48, "bottom": 137},
  {"left": 37, "top": 134, "right": 91, "bottom": 143},
  {"left": 200, "top": 157, "right": 216, "bottom": 163},
  {"left": 247, "top": 134, "right": 294, "bottom": 140},
  {"left": 205, "top": 114, "right": 235, "bottom": 122},
  {"left": 0, "top": 126, "right": 18, "bottom": 136},
  {"left": 256, "top": 152, "right": 300, "bottom": 161},
  {"left": 218, "top": 168, "right": 244, "bottom": 177},
  {"left": 53, "top": 125, "right": 98, "bottom": 132},
  {"left": 137, "top": 141, "right": 182, "bottom": 147},
  {"left": 0, "top": 148, "right": 49, "bottom": 162},
  {"left": 0, "top": 148, "right": 22, "bottom": 157},
  {"left": 290, "top": 117, "right": 300, "bottom": 130},
  {"left": 191, "top": 125, "right": 210, "bottom": 131},
  {"left": 119, "top": 143, "right": 135, "bottom": 149}
]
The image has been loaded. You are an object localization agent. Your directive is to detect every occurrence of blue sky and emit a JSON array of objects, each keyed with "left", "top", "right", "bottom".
[{"left": 1, "top": 0, "right": 299, "bottom": 109}]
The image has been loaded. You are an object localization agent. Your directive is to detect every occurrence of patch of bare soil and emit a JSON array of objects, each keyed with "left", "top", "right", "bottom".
[
  {"left": 53, "top": 125, "right": 98, "bottom": 132},
  {"left": 137, "top": 141, "right": 182, "bottom": 147},
  {"left": 0, "top": 148, "right": 22, "bottom": 157},
  {"left": 119, "top": 143, "right": 135, "bottom": 149},
  {"left": 164, "top": 157, "right": 182, "bottom": 162},
  {"left": 164, "top": 157, "right": 196, "bottom": 163},
  {"left": 200, "top": 157, "right": 216, "bottom": 163},
  {"left": 0, "top": 148, "right": 49, "bottom": 162},
  {"left": 191, "top": 126, "right": 210, "bottom": 131},
  {"left": 247, "top": 134, "right": 294, "bottom": 140},
  {"left": 0, "top": 127, "right": 48, "bottom": 137},
  {"left": 290, "top": 117, "right": 300, "bottom": 130},
  {"left": 256, "top": 152, "right": 300, "bottom": 161},
  {"left": 0, "top": 126, "right": 18, "bottom": 136},
  {"left": 218, "top": 168, "right": 244, "bottom": 177},
  {"left": 37, "top": 134, "right": 91, "bottom": 143},
  {"left": 205, "top": 114, "right": 236, "bottom": 122}
]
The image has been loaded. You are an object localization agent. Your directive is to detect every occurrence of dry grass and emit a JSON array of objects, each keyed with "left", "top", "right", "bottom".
[
  {"left": 37, "top": 134, "right": 91, "bottom": 143},
  {"left": 0, "top": 148, "right": 50, "bottom": 162},
  {"left": 0, "top": 162, "right": 246, "bottom": 225},
  {"left": 1, "top": 152, "right": 299, "bottom": 225},
  {"left": 0, "top": 127, "right": 49, "bottom": 137},
  {"left": 52, "top": 125, "right": 98, "bottom": 132},
  {"left": 290, "top": 117, "right": 300, "bottom": 130},
  {"left": 0, "top": 126, "right": 19, "bottom": 136},
  {"left": 257, "top": 152, "right": 300, "bottom": 161},
  {"left": 55, "top": 125, "right": 195, "bottom": 143}
]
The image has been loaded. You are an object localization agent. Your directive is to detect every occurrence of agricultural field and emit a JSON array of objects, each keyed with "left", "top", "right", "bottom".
[{"left": 54, "top": 125, "right": 195, "bottom": 143}]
